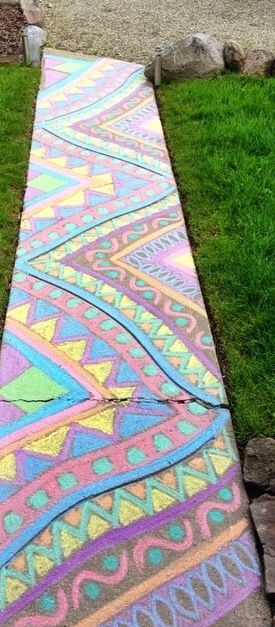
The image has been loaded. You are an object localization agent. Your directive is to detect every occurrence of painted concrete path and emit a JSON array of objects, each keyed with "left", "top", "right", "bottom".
[{"left": 0, "top": 52, "right": 271, "bottom": 625}]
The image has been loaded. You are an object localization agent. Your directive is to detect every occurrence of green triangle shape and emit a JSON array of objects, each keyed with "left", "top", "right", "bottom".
[{"left": 1, "top": 366, "right": 68, "bottom": 413}]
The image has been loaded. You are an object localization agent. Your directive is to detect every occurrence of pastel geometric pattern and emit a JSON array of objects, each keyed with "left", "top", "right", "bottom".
[{"left": 0, "top": 51, "right": 267, "bottom": 626}]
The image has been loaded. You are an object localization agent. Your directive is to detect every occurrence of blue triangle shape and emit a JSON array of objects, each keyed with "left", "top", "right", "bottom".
[
  {"left": 89, "top": 337, "right": 117, "bottom": 359},
  {"left": 117, "top": 180, "right": 145, "bottom": 194},
  {"left": 115, "top": 171, "right": 132, "bottom": 181},
  {"left": 68, "top": 156, "right": 87, "bottom": 167},
  {"left": 35, "top": 219, "right": 56, "bottom": 233},
  {"left": 0, "top": 484, "right": 17, "bottom": 503},
  {"left": 34, "top": 299, "right": 59, "bottom": 320},
  {"left": 48, "top": 147, "right": 65, "bottom": 158},
  {"left": 92, "top": 164, "right": 108, "bottom": 175},
  {"left": 89, "top": 193, "right": 113, "bottom": 206},
  {"left": 60, "top": 206, "right": 81, "bottom": 218},
  {"left": 140, "top": 385, "right": 156, "bottom": 400},
  {"left": 119, "top": 412, "right": 164, "bottom": 438},
  {"left": 9, "top": 288, "right": 29, "bottom": 306},
  {"left": 117, "top": 361, "right": 140, "bottom": 384},
  {"left": 71, "top": 432, "right": 111, "bottom": 457},
  {"left": 58, "top": 315, "right": 88, "bottom": 340},
  {"left": 22, "top": 455, "right": 54, "bottom": 481},
  {"left": 19, "top": 231, "right": 31, "bottom": 242}
]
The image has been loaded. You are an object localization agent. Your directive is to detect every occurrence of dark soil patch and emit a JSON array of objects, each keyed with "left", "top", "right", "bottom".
[{"left": 0, "top": 4, "right": 26, "bottom": 62}]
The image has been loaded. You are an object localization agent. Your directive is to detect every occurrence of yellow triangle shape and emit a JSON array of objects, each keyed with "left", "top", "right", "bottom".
[
  {"left": 120, "top": 295, "right": 134, "bottom": 309},
  {"left": 184, "top": 475, "right": 207, "bottom": 496},
  {"left": 73, "top": 165, "right": 89, "bottom": 176},
  {"left": 8, "top": 304, "right": 30, "bottom": 324},
  {"left": 204, "top": 371, "right": 217, "bottom": 385},
  {"left": 51, "top": 157, "right": 67, "bottom": 167},
  {"left": 61, "top": 267, "right": 77, "bottom": 281},
  {"left": 97, "top": 184, "right": 114, "bottom": 195},
  {"left": 209, "top": 453, "right": 233, "bottom": 476},
  {"left": 188, "top": 355, "right": 201, "bottom": 369},
  {"left": 25, "top": 426, "right": 69, "bottom": 456},
  {"left": 35, "top": 206, "right": 55, "bottom": 218},
  {"left": 60, "top": 530, "right": 83, "bottom": 558},
  {"left": 5, "top": 577, "right": 27, "bottom": 604},
  {"left": 84, "top": 361, "right": 113, "bottom": 384},
  {"left": 31, "top": 318, "right": 57, "bottom": 342},
  {"left": 58, "top": 191, "right": 85, "bottom": 207},
  {"left": 0, "top": 454, "right": 16, "bottom": 480},
  {"left": 21, "top": 219, "right": 31, "bottom": 231},
  {"left": 33, "top": 147, "right": 45, "bottom": 158},
  {"left": 58, "top": 340, "right": 86, "bottom": 362},
  {"left": 79, "top": 408, "right": 115, "bottom": 434},
  {"left": 110, "top": 386, "right": 135, "bottom": 399},
  {"left": 158, "top": 324, "right": 172, "bottom": 337},
  {"left": 151, "top": 489, "right": 176, "bottom": 512},
  {"left": 170, "top": 338, "right": 187, "bottom": 353},
  {"left": 33, "top": 554, "right": 54, "bottom": 576},
  {"left": 87, "top": 515, "right": 110, "bottom": 539},
  {"left": 119, "top": 499, "right": 145, "bottom": 524}
]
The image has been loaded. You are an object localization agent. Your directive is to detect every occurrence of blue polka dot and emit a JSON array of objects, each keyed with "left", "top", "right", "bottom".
[
  {"left": 168, "top": 523, "right": 184, "bottom": 541},
  {"left": 143, "top": 290, "right": 154, "bottom": 300},
  {"left": 103, "top": 554, "right": 119, "bottom": 571},
  {"left": 202, "top": 334, "right": 213, "bottom": 345},
  {"left": 218, "top": 488, "right": 233, "bottom": 502},
  {"left": 84, "top": 582, "right": 101, "bottom": 600},
  {"left": 176, "top": 317, "right": 188, "bottom": 327},
  {"left": 39, "top": 593, "right": 56, "bottom": 614},
  {"left": 171, "top": 303, "right": 183, "bottom": 312},
  {"left": 147, "top": 548, "right": 164, "bottom": 565},
  {"left": 208, "top": 509, "right": 225, "bottom": 524}
]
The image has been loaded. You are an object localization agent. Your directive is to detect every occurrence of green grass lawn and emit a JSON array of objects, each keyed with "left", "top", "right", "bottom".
[
  {"left": 158, "top": 75, "right": 275, "bottom": 444},
  {"left": 0, "top": 65, "right": 39, "bottom": 341}
]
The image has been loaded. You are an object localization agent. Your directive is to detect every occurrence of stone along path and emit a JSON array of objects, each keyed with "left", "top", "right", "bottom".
[{"left": 0, "top": 52, "right": 271, "bottom": 625}]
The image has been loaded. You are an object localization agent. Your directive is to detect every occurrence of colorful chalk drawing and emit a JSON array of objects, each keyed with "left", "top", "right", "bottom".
[{"left": 0, "top": 53, "right": 267, "bottom": 625}]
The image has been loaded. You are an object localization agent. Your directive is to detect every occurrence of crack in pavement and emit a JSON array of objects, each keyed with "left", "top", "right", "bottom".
[{"left": 0, "top": 395, "right": 229, "bottom": 410}]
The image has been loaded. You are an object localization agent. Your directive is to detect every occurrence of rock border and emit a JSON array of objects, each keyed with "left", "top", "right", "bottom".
[
  {"left": 244, "top": 438, "right": 275, "bottom": 620},
  {"left": 144, "top": 33, "right": 275, "bottom": 83}
]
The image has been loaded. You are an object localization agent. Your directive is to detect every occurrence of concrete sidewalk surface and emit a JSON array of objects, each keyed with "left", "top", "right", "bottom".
[{"left": 0, "top": 51, "right": 271, "bottom": 625}]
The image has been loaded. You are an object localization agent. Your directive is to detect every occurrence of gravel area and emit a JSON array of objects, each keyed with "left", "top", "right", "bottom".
[{"left": 40, "top": 0, "right": 275, "bottom": 64}]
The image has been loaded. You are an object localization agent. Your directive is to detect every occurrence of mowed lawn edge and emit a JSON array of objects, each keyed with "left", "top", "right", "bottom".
[
  {"left": 158, "top": 75, "right": 275, "bottom": 444},
  {"left": 0, "top": 65, "right": 40, "bottom": 342}
]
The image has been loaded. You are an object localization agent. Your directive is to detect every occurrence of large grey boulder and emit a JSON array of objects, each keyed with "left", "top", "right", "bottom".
[
  {"left": 243, "top": 437, "right": 275, "bottom": 491},
  {"left": 243, "top": 48, "right": 274, "bottom": 76},
  {"left": 224, "top": 40, "right": 246, "bottom": 72},
  {"left": 144, "top": 33, "right": 225, "bottom": 81}
]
